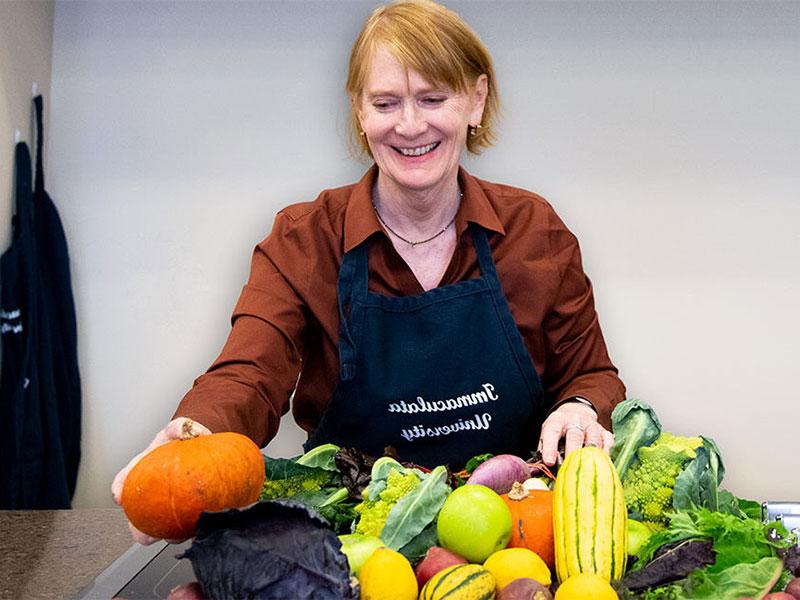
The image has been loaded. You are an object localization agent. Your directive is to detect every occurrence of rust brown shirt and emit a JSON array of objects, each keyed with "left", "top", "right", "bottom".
[{"left": 174, "top": 166, "right": 625, "bottom": 446}]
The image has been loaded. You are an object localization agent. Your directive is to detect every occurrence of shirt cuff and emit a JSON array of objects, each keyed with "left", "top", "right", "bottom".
[{"left": 547, "top": 396, "right": 598, "bottom": 417}]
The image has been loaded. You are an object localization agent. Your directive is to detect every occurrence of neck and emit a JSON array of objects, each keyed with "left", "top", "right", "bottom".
[{"left": 373, "top": 174, "right": 461, "bottom": 240}]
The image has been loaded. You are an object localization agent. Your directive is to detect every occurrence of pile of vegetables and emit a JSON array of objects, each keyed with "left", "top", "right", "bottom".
[
  {"left": 610, "top": 398, "right": 800, "bottom": 599},
  {"left": 128, "top": 405, "right": 800, "bottom": 600}
]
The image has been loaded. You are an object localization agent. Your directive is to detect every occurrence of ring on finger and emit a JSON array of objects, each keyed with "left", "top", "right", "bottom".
[{"left": 566, "top": 424, "right": 585, "bottom": 433}]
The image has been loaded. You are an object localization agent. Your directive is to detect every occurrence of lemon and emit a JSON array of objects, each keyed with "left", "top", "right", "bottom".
[
  {"left": 483, "top": 547, "right": 552, "bottom": 589},
  {"left": 554, "top": 573, "right": 618, "bottom": 600},
  {"left": 358, "top": 547, "right": 418, "bottom": 600}
]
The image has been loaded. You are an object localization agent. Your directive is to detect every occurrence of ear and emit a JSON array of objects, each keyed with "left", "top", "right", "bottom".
[{"left": 469, "top": 74, "right": 489, "bottom": 126}]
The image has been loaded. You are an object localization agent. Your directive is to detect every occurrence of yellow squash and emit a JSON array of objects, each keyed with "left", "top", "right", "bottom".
[{"left": 552, "top": 446, "right": 627, "bottom": 582}]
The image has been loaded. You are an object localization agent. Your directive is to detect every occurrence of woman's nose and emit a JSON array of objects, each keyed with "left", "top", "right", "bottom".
[{"left": 395, "top": 102, "right": 427, "bottom": 137}]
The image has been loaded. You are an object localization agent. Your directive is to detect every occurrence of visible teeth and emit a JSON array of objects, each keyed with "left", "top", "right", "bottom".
[{"left": 399, "top": 142, "right": 437, "bottom": 156}]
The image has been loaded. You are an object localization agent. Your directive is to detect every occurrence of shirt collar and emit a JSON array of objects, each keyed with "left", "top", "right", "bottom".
[{"left": 343, "top": 164, "right": 505, "bottom": 253}]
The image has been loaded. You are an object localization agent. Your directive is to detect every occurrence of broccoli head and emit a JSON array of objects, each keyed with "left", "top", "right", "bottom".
[{"left": 622, "top": 431, "right": 704, "bottom": 527}]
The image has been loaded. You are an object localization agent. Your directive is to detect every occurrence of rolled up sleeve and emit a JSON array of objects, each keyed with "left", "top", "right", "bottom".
[{"left": 541, "top": 221, "right": 625, "bottom": 428}]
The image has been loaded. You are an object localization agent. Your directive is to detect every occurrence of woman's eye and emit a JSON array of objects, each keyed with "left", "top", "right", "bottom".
[
  {"left": 372, "top": 100, "right": 397, "bottom": 111},
  {"left": 421, "top": 96, "right": 446, "bottom": 106}
]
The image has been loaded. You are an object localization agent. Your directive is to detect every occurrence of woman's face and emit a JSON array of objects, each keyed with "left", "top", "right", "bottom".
[{"left": 357, "top": 46, "right": 487, "bottom": 196}]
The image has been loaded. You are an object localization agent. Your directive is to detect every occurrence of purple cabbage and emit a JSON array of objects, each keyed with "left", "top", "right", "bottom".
[{"left": 178, "top": 500, "right": 358, "bottom": 599}]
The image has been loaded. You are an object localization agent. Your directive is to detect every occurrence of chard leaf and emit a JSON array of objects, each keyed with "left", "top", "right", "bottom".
[
  {"left": 379, "top": 465, "right": 450, "bottom": 551},
  {"left": 610, "top": 398, "right": 662, "bottom": 479},
  {"left": 621, "top": 540, "right": 715, "bottom": 590}
]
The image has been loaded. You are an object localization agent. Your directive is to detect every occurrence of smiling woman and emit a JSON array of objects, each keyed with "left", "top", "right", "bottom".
[{"left": 112, "top": 0, "right": 626, "bottom": 547}]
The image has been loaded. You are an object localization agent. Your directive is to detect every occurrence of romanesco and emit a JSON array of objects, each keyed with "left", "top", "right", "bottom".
[
  {"left": 622, "top": 431, "right": 703, "bottom": 528},
  {"left": 353, "top": 469, "right": 420, "bottom": 537},
  {"left": 259, "top": 469, "right": 337, "bottom": 501}
]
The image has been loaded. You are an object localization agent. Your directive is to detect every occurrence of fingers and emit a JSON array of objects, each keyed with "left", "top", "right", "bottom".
[
  {"left": 564, "top": 424, "right": 585, "bottom": 456},
  {"left": 166, "top": 582, "right": 204, "bottom": 600},
  {"left": 602, "top": 429, "right": 615, "bottom": 453},
  {"left": 128, "top": 521, "right": 161, "bottom": 546},
  {"left": 538, "top": 417, "right": 564, "bottom": 466},
  {"left": 537, "top": 403, "right": 616, "bottom": 465},
  {"left": 112, "top": 418, "right": 212, "bottom": 505}
]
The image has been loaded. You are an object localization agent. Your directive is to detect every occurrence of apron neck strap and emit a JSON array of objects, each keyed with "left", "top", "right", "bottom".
[
  {"left": 471, "top": 225, "right": 498, "bottom": 280},
  {"left": 336, "top": 243, "right": 367, "bottom": 381}
]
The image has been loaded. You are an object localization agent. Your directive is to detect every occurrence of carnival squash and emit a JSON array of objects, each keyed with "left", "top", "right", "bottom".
[
  {"left": 501, "top": 481, "right": 555, "bottom": 571},
  {"left": 419, "top": 563, "right": 496, "bottom": 600},
  {"left": 121, "top": 420, "right": 265, "bottom": 539},
  {"left": 552, "top": 446, "right": 627, "bottom": 582}
]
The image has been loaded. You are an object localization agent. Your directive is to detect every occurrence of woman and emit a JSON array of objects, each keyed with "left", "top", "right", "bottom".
[{"left": 113, "top": 0, "right": 624, "bottom": 544}]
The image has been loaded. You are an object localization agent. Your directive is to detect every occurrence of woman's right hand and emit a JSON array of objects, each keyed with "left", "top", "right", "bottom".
[{"left": 111, "top": 417, "right": 212, "bottom": 545}]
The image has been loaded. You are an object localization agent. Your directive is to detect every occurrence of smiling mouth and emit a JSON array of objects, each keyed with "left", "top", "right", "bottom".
[{"left": 393, "top": 142, "right": 440, "bottom": 157}]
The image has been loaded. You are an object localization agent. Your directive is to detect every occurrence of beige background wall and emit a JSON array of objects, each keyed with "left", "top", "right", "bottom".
[
  {"left": 5, "top": 1, "right": 800, "bottom": 508},
  {"left": 0, "top": 0, "right": 54, "bottom": 253}
]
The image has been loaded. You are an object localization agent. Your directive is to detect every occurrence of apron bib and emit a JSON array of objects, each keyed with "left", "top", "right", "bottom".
[{"left": 305, "top": 226, "right": 544, "bottom": 469}]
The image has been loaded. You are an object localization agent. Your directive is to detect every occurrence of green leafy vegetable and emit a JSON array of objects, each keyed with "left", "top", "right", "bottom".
[
  {"left": 296, "top": 443, "right": 340, "bottom": 471},
  {"left": 672, "top": 437, "right": 725, "bottom": 513},
  {"left": 353, "top": 459, "right": 452, "bottom": 560},
  {"left": 681, "top": 556, "right": 783, "bottom": 599},
  {"left": 259, "top": 449, "right": 357, "bottom": 534},
  {"left": 379, "top": 465, "right": 450, "bottom": 551},
  {"left": 634, "top": 507, "right": 794, "bottom": 572},
  {"left": 611, "top": 398, "right": 662, "bottom": 480}
]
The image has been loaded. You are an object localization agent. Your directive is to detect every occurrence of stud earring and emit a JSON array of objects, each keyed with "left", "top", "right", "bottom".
[{"left": 469, "top": 124, "right": 483, "bottom": 137}]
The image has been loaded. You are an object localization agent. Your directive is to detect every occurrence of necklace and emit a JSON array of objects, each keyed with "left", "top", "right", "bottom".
[{"left": 372, "top": 192, "right": 462, "bottom": 248}]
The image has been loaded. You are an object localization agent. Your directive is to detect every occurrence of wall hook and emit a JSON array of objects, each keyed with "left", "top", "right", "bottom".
[
  {"left": 15, "top": 129, "right": 21, "bottom": 144},
  {"left": 32, "top": 82, "right": 38, "bottom": 97}
]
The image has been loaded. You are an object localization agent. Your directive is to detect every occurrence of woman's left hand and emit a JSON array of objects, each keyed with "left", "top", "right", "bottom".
[{"left": 538, "top": 402, "right": 615, "bottom": 466}]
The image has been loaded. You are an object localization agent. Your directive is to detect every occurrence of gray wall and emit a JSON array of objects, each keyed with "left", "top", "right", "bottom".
[{"left": 47, "top": 1, "right": 800, "bottom": 507}]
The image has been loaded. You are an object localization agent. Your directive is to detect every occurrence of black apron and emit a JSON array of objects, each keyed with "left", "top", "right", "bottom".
[
  {"left": 305, "top": 225, "right": 544, "bottom": 469},
  {"left": 0, "top": 96, "right": 81, "bottom": 508}
]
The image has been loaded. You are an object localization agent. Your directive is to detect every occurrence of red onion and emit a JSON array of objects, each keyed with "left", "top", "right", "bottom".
[{"left": 465, "top": 454, "right": 531, "bottom": 494}]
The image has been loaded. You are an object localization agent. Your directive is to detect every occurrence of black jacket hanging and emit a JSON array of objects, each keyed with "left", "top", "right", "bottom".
[{"left": 0, "top": 95, "right": 81, "bottom": 508}]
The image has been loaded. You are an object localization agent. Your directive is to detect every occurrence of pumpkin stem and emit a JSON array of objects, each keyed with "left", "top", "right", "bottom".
[
  {"left": 507, "top": 480, "right": 530, "bottom": 501},
  {"left": 179, "top": 418, "right": 199, "bottom": 440}
]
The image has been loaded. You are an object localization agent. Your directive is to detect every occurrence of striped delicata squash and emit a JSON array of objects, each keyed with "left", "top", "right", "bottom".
[
  {"left": 419, "top": 563, "right": 496, "bottom": 600},
  {"left": 552, "top": 445, "right": 627, "bottom": 582}
]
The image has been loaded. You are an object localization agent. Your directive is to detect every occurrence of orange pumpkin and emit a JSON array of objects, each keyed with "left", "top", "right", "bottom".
[
  {"left": 501, "top": 481, "right": 555, "bottom": 571},
  {"left": 121, "top": 420, "right": 265, "bottom": 540}
]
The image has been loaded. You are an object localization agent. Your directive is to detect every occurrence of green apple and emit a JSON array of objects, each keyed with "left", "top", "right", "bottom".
[
  {"left": 338, "top": 533, "right": 384, "bottom": 575},
  {"left": 436, "top": 484, "right": 512, "bottom": 563},
  {"left": 627, "top": 518, "right": 654, "bottom": 556}
]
